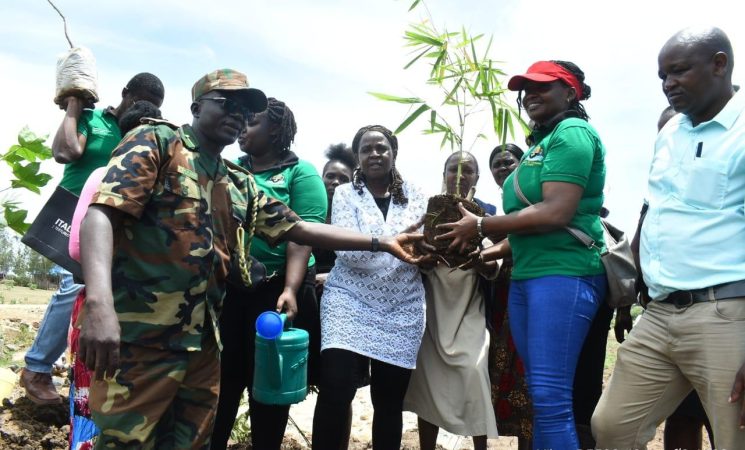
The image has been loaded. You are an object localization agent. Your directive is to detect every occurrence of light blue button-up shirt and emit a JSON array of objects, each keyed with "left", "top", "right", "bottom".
[{"left": 641, "top": 91, "right": 745, "bottom": 300}]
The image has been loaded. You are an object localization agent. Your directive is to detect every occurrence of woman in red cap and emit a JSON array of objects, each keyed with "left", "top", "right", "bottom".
[{"left": 437, "top": 60, "right": 607, "bottom": 450}]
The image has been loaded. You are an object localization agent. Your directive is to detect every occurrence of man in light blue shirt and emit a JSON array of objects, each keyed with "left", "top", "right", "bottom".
[
  {"left": 593, "top": 27, "right": 745, "bottom": 450},
  {"left": 642, "top": 91, "right": 745, "bottom": 300}
]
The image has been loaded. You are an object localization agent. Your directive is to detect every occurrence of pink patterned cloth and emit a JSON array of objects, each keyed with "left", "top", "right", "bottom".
[{"left": 68, "top": 288, "right": 98, "bottom": 449}]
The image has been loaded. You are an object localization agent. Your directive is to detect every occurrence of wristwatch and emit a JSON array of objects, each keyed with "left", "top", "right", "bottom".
[
  {"left": 476, "top": 217, "right": 485, "bottom": 239},
  {"left": 371, "top": 236, "right": 380, "bottom": 252}
]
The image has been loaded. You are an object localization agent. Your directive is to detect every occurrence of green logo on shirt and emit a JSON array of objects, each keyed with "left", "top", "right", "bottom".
[
  {"left": 526, "top": 145, "right": 544, "bottom": 165},
  {"left": 268, "top": 174, "right": 285, "bottom": 185},
  {"left": 91, "top": 127, "right": 114, "bottom": 137}
]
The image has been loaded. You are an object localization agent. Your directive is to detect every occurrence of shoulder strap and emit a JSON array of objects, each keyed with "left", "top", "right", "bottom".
[
  {"left": 512, "top": 164, "right": 530, "bottom": 207},
  {"left": 512, "top": 162, "right": 599, "bottom": 250}
]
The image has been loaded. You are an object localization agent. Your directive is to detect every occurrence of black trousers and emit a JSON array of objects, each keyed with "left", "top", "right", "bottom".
[
  {"left": 312, "top": 348, "right": 412, "bottom": 450},
  {"left": 210, "top": 269, "right": 318, "bottom": 450}
]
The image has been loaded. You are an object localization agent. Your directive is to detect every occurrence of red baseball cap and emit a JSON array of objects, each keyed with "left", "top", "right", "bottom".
[{"left": 508, "top": 61, "right": 583, "bottom": 100}]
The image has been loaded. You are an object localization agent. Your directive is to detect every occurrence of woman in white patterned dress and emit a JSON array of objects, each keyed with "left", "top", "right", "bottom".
[{"left": 311, "top": 125, "right": 427, "bottom": 449}]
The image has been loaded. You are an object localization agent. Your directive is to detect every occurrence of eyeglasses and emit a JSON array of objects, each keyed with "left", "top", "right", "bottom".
[{"left": 200, "top": 97, "right": 251, "bottom": 118}]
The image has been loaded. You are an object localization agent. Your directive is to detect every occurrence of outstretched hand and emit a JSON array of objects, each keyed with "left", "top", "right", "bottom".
[
  {"left": 435, "top": 203, "right": 479, "bottom": 254},
  {"left": 382, "top": 233, "right": 425, "bottom": 265},
  {"left": 413, "top": 236, "right": 438, "bottom": 270},
  {"left": 457, "top": 247, "right": 483, "bottom": 271}
]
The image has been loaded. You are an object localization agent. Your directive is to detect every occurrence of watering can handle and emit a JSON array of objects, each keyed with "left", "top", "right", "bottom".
[
  {"left": 278, "top": 312, "right": 293, "bottom": 331},
  {"left": 270, "top": 339, "right": 283, "bottom": 388}
]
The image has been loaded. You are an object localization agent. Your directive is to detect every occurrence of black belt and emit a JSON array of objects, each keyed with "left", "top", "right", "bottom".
[{"left": 661, "top": 279, "right": 745, "bottom": 309}]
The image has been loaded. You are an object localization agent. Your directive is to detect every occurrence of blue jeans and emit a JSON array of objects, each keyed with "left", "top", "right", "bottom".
[
  {"left": 24, "top": 268, "right": 84, "bottom": 373},
  {"left": 508, "top": 274, "right": 606, "bottom": 450}
]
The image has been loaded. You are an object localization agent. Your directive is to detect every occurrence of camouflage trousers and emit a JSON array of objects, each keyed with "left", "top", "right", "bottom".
[{"left": 89, "top": 335, "right": 220, "bottom": 449}]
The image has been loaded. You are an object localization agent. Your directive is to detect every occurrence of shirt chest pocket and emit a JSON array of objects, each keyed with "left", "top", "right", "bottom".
[
  {"left": 158, "top": 172, "right": 203, "bottom": 230},
  {"left": 681, "top": 158, "right": 728, "bottom": 209}
]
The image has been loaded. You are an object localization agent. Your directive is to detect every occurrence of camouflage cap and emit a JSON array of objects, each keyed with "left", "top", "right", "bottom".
[{"left": 191, "top": 69, "right": 268, "bottom": 113}]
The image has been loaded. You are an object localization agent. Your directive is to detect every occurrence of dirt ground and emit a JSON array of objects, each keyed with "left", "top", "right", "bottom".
[{"left": 0, "top": 284, "right": 707, "bottom": 449}]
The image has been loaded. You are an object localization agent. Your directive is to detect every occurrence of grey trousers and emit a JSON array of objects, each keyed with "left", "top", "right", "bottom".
[{"left": 592, "top": 299, "right": 745, "bottom": 450}]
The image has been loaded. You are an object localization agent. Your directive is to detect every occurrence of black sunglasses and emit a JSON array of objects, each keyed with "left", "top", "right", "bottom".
[{"left": 200, "top": 97, "right": 251, "bottom": 118}]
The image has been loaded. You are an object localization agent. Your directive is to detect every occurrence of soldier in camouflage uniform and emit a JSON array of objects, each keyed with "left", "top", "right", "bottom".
[{"left": 76, "top": 69, "right": 422, "bottom": 449}]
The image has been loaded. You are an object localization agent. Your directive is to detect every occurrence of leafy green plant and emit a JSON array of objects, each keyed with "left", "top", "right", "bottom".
[
  {"left": 1, "top": 127, "right": 54, "bottom": 234},
  {"left": 370, "top": 0, "right": 526, "bottom": 195},
  {"left": 230, "top": 392, "right": 251, "bottom": 443},
  {"left": 13, "top": 274, "right": 31, "bottom": 288}
]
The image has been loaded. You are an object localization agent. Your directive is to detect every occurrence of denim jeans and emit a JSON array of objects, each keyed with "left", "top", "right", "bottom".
[
  {"left": 508, "top": 274, "right": 607, "bottom": 450},
  {"left": 24, "top": 267, "right": 84, "bottom": 373}
]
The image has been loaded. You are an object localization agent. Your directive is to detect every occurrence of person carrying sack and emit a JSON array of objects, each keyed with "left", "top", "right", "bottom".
[{"left": 20, "top": 72, "right": 164, "bottom": 405}]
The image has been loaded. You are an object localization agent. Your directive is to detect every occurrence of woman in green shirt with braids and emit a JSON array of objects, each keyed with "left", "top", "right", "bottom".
[
  {"left": 438, "top": 60, "right": 607, "bottom": 450},
  {"left": 211, "top": 97, "right": 327, "bottom": 450}
]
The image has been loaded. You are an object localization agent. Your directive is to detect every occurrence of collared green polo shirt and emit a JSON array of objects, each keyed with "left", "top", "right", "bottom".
[{"left": 502, "top": 117, "right": 606, "bottom": 280}]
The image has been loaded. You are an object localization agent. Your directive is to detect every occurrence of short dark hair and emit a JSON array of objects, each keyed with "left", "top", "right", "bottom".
[
  {"left": 118, "top": 100, "right": 162, "bottom": 135},
  {"left": 323, "top": 143, "right": 356, "bottom": 173},
  {"left": 125, "top": 72, "right": 165, "bottom": 102},
  {"left": 678, "top": 27, "right": 734, "bottom": 72},
  {"left": 444, "top": 151, "right": 479, "bottom": 174},
  {"left": 489, "top": 143, "right": 524, "bottom": 167}
]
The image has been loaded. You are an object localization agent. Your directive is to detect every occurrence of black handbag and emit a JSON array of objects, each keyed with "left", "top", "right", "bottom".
[{"left": 21, "top": 186, "right": 83, "bottom": 279}]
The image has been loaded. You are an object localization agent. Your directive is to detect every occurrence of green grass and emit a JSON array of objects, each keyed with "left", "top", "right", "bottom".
[
  {"left": 0, "top": 281, "right": 57, "bottom": 368},
  {"left": 0, "top": 321, "right": 35, "bottom": 368},
  {"left": 604, "top": 305, "right": 645, "bottom": 375},
  {"left": 0, "top": 282, "right": 56, "bottom": 305}
]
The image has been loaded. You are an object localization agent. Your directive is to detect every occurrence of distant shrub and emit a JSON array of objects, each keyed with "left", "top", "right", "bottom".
[{"left": 13, "top": 275, "right": 31, "bottom": 288}]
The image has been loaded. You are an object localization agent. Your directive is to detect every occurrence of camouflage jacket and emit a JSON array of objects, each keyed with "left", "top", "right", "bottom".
[{"left": 91, "top": 121, "right": 299, "bottom": 351}]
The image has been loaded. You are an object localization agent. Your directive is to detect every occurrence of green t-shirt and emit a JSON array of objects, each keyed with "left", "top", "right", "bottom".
[
  {"left": 59, "top": 108, "right": 121, "bottom": 195},
  {"left": 240, "top": 157, "right": 327, "bottom": 275},
  {"left": 502, "top": 118, "right": 606, "bottom": 280}
]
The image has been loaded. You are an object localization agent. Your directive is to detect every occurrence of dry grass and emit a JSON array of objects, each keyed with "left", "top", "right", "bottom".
[{"left": 0, "top": 282, "right": 56, "bottom": 306}]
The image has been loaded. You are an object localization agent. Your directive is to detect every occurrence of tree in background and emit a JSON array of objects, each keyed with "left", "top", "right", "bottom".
[
  {"left": 0, "top": 127, "right": 55, "bottom": 287},
  {"left": 1, "top": 127, "right": 53, "bottom": 234}
]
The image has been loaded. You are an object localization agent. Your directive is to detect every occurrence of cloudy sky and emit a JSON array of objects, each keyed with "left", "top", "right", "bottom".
[{"left": 1, "top": 0, "right": 743, "bottom": 234}]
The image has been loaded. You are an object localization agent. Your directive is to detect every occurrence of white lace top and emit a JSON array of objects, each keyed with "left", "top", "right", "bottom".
[{"left": 321, "top": 181, "right": 427, "bottom": 369}]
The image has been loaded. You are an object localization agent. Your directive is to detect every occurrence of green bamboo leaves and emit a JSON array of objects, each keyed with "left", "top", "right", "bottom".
[{"left": 372, "top": 1, "right": 525, "bottom": 152}]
